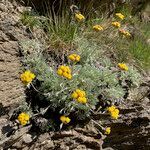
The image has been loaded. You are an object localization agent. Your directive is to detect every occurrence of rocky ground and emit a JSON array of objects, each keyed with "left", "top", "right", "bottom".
[
  {"left": 0, "top": 0, "right": 150, "bottom": 150},
  {"left": 0, "top": 0, "right": 29, "bottom": 108}
]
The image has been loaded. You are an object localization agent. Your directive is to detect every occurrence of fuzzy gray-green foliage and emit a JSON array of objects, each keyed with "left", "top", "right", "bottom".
[{"left": 20, "top": 37, "right": 142, "bottom": 120}]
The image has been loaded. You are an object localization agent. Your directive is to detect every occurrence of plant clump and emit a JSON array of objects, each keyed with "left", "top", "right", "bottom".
[{"left": 17, "top": 3, "right": 143, "bottom": 138}]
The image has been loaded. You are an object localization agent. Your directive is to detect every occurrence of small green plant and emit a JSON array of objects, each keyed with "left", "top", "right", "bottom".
[
  {"left": 42, "top": 1, "right": 79, "bottom": 47},
  {"left": 21, "top": 11, "right": 42, "bottom": 30},
  {"left": 129, "top": 37, "right": 150, "bottom": 69}
]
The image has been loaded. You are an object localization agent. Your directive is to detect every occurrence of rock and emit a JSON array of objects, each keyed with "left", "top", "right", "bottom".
[
  {"left": 103, "top": 96, "right": 150, "bottom": 150},
  {"left": 17, "top": 6, "right": 32, "bottom": 13},
  {"left": 38, "top": 133, "right": 50, "bottom": 143},
  {"left": 0, "top": 0, "right": 28, "bottom": 108},
  {"left": 60, "top": 143, "right": 69, "bottom": 150},
  {"left": 44, "top": 140, "right": 54, "bottom": 149},
  {"left": 22, "top": 134, "right": 33, "bottom": 144},
  {"left": 0, "top": 118, "right": 8, "bottom": 139},
  {"left": 0, "top": 3, "right": 7, "bottom": 12},
  {"left": 103, "top": 147, "right": 114, "bottom": 150},
  {"left": 76, "top": 145, "right": 87, "bottom": 150}
]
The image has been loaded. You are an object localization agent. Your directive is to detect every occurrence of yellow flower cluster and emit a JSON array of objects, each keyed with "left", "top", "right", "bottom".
[
  {"left": 71, "top": 89, "right": 87, "bottom": 104},
  {"left": 112, "top": 21, "right": 121, "bottom": 28},
  {"left": 118, "top": 63, "right": 128, "bottom": 71},
  {"left": 107, "top": 105, "right": 119, "bottom": 119},
  {"left": 57, "top": 65, "right": 72, "bottom": 80},
  {"left": 105, "top": 127, "right": 111, "bottom": 135},
  {"left": 115, "top": 13, "right": 125, "bottom": 20},
  {"left": 68, "top": 54, "right": 81, "bottom": 62},
  {"left": 119, "top": 29, "right": 131, "bottom": 37},
  {"left": 20, "top": 70, "right": 35, "bottom": 85},
  {"left": 60, "top": 115, "right": 71, "bottom": 124},
  {"left": 75, "top": 13, "right": 85, "bottom": 22},
  {"left": 93, "top": 25, "right": 104, "bottom": 32},
  {"left": 18, "top": 112, "right": 30, "bottom": 126}
]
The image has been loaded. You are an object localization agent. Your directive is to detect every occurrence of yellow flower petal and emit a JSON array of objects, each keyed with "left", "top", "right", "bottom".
[
  {"left": 68, "top": 55, "right": 76, "bottom": 61},
  {"left": 75, "top": 55, "right": 81, "bottom": 62},
  {"left": 93, "top": 25, "right": 104, "bottom": 31},
  {"left": 118, "top": 63, "right": 128, "bottom": 71},
  {"left": 107, "top": 106, "right": 116, "bottom": 113},
  {"left": 60, "top": 116, "right": 71, "bottom": 124},
  {"left": 20, "top": 70, "right": 35, "bottom": 85},
  {"left": 112, "top": 22, "right": 121, "bottom": 28},
  {"left": 77, "top": 97, "right": 87, "bottom": 104},
  {"left": 18, "top": 112, "right": 30, "bottom": 126},
  {"left": 115, "top": 13, "right": 125, "bottom": 20},
  {"left": 57, "top": 69, "right": 63, "bottom": 75},
  {"left": 110, "top": 109, "right": 119, "bottom": 119},
  {"left": 66, "top": 74, "right": 72, "bottom": 80},
  {"left": 75, "top": 13, "right": 85, "bottom": 22},
  {"left": 105, "top": 127, "right": 111, "bottom": 135},
  {"left": 71, "top": 92, "right": 78, "bottom": 99}
]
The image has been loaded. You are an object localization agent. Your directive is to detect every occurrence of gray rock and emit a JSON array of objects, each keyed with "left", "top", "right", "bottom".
[
  {"left": 22, "top": 134, "right": 33, "bottom": 144},
  {"left": 44, "top": 140, "right": 54, "bottom": 149}
]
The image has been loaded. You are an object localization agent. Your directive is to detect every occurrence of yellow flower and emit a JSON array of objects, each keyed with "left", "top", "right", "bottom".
[
  {"left": 57, "top": 66, "right": 72, "bottom": 79},
  {"left": 107, "top": 106, "right": 119, "bottom": 119},
  {"left": 57, "top": 69, "right": 63, "bottom": 75},
  {"left": 112, "top": 22, "right": 121, "bottom": 28},
  {"left": 63, "top": 72, "right": 69, "bottom": 78},
  {"left": 75, "top": 89, "right": 82, "bottom": 94},
  {"left": 119, "top": 29, "right": 131, "bottom": 37},
  {"left": 65, "top": 73, "right": 72, "bottom": 80},
  {"left": 118, "top": 63, "right": 128, "bottom": 71},
  {"left": 68, "top": 54, "right": 81, "bottom": 62},
  {"left": 71, "top": 91, "right": 78, "bottom": 99},
  {"left": 93, "top": 25, "right": 104, "bottom": 31},
  {"left": 60, "top": 65, "right": 68, "bottom": 72},
  {"left": 65, "top": 66, "right": 71, "bottom": 74},
  {"left": 107, "top": 105, "right": 116, "bottom": 113},
  {"left": 68, "top": 55, "right": 76, "bottom": 61},
  {"left": 20, "top": 70, "right": 35, "bottom": 85},
  {"left": 77, "top": 91, "right": 85, "bottom": 98},
  {"left": 111, "top": 109, "right": 119, "bottom": 119},
  {"left": 76, "top": 55, "right": 81, "bottom": 62},
  {"left": 72, "top": 89, "right": 87, "bottom": 104},
  {"left": 77, "top": 97, "right": 87, "bottom": 104},
  {"left": 105, "top": 127, "right": 111, "bottom": 135},
  {"left": 18, "top": 112, "right": 30, "bottom": 126},
  {"left": 115, "top": 13, "right": 125, "bottom": 20},
  {"left": 60, "top": 116, "right": 71, "bottom": 124},
  {"left": 125, "top": 31, "right": 131, "bottom": 37},
  {"left": 75, "top": 13, "right": 85, "bottom": 22},
  {"left": 76, "top": 89, "right": 86, "bottom": 97}
]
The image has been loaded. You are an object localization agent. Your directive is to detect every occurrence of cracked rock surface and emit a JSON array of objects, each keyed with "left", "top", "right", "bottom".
[{"left": 0, "top": 0, "right": 29, "bottom": 108}]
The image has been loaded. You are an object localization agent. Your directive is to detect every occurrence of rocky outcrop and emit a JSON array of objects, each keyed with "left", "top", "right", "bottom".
[
  {"left": 103, "top": 93, "right": 150, "bottom": 150},
  {"left": 0, "top": 0, "right": 30, "bottom": 108}
]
